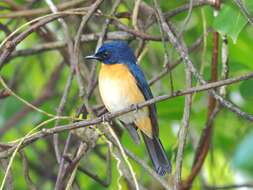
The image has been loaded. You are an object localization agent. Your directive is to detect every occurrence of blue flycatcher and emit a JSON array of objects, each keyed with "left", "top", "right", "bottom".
[{"left": 85, "top": 41, "right": 171, "bottom": 175}]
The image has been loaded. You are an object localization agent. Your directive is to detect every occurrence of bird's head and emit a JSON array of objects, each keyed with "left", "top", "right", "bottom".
[{"left": 85, "top": 41, "right": 136, "bottom": 65}]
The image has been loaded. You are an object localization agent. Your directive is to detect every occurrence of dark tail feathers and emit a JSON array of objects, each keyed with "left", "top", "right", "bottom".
[{"left": 142, "top": 133, "right": 171, "bottom": 176}]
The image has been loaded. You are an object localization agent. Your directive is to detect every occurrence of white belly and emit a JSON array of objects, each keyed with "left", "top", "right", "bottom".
[
  {"left": 99, "top": 77, "right": 147, "bottom": 124},
  {"left": 99, "top": 77, "right": 130, "bottom": 112}
]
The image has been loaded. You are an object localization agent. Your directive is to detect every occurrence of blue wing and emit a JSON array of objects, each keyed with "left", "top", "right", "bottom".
[{"left": 128, "top": 63, "right": 159, "bottom": 137}]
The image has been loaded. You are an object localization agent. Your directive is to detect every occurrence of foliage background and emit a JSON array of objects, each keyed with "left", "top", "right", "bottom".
[{"left": 0, "top": 0, "right": 253, "bottom": 189}]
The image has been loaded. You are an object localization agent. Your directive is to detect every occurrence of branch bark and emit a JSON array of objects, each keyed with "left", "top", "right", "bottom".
[{"left": 1, "top": 71, "right": 252, "bottom": 159}]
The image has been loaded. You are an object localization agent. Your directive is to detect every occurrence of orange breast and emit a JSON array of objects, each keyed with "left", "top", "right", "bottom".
[{"left": 98, "top": 63, "right": 153, "bottom": 138}]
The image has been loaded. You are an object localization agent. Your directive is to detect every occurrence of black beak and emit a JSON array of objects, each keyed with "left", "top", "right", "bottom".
[{"left": 85, "top": 54, "right": 101, "bottom": 61}]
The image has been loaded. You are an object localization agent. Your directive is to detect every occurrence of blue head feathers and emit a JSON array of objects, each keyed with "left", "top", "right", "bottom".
[{"left": 85, "top": 41, "right": 136, "bottom": 65}]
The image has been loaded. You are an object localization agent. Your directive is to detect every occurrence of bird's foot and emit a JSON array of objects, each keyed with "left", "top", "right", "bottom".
[
  {"left": 102, "top": 114, "right": 110, "bottom": 124},
  {"left": 131, "top": 104, "right": 139, "bottom": 113}
]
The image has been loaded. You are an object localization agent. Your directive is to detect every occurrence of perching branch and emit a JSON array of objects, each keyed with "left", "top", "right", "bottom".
[{"left": 1, "top": 71, "right": 252, "bottom": 159}]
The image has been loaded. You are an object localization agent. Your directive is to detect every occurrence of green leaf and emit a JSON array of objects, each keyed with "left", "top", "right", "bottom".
[
  {"left": 239, "top": 79, "right": 253, "bottom": 100},
  {"left": 232, "top": 130, "right": 253, "bottom": 176},
  {"left": 213, "top": 5, "right": 247, "bottom": 43},
  {"left": 244, "top": 0, "right": 253, "bottom": 15}
]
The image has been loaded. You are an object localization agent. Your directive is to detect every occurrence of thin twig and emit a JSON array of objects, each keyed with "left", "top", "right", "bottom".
[
  {"left": 7, "top": 31, "right": 134, "bottom": 61},
  {"left": 63, "top": 144, "right": 112, "bottom": 187},
  {"left": 0, "top": 76, "right": 54, "bottom": 118},
  {"left": 1, "top": 71, "right": 253, "bottom": 159},
  {"left": 0, "top": 0, "right": 89, "bottom": 18},
  {"left": 55, "top": 133, "right": 73, "bottom": 190},
  {"left": 145, "top": 6, "right": 253, "bottom": 122},
  {"left": 65, "top": 142, "right": 87, "bottom": 190},
  {"left": 182, "top": 107, "right": 220, "bottom": 190},
  {"left": 153, "top": 0, "right": 174, "bottom": 93},
  {"left": 0, "top": 62, "right": 66, "bottom": 136},
  {"left": 53, "top": 71, "right": 74, "bottom": 163},
  {"left": 0, "top": 117, "right": 63, "bottom": 190},
  {"left": 204, "top": 183, "right": 253, "bottom": 190},
  {"left": 148, "top": 33, "right": 205, "bottom": 86},
  {"left": 85, "top": 0, "right": 121, "bottom": 99},
  {"left": 0, "top": 11, "right": 89, "bottom": 70},
  {"left": 234, "top": 0, "right": 253, "bottom": 25},
  {"left": 132, "top": 0, "right": 142, "bottom": 30},
  {"left": 220, "top": 35, "right": 229, "bottom": 96},
  {"left": 20, "top": 150, "right": 37, "bottom": 190},
  {"left": 106, "top": 124, "right": 139, "bottom": 190},
  {"left": 178, "top": 0, "right": 194, "bottom": 37},
  {"left": 183, "top": 2, "right": 221, "bottom": 188},
  {"left": 0, "top": 159, "right": 13, "bottom": 190},
  {"left": 124, "top": 148, "right": 170, "bottom": 189},
  {"left": 44, "top": 0, "right": 77, "bottom": 168},
  {"left": 152, "top": 1, "right": 192, "bottom": 188},
  {"left": 73, "top": 0, "right": 104, "bottom": 97}
]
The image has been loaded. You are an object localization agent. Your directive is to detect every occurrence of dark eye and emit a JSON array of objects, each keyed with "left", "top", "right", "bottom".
[{"left": 101, "top": 51, "right": 110, "bottom": 59}]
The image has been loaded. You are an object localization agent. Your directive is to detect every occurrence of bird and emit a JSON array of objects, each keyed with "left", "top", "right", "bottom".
[{"left": 85, "top": 40, "right": 171, "bottom": 175}]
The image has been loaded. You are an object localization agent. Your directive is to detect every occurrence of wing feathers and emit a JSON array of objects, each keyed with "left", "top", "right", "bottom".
[{"left": 128, "top": 63, "right": 159, "bottom": 137}]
